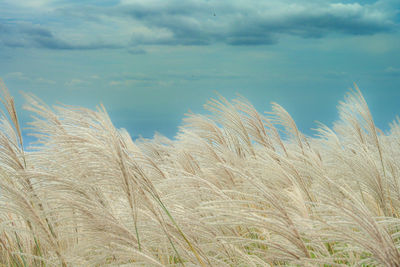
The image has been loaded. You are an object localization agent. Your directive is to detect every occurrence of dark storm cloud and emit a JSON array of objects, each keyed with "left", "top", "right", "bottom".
[
  {"left": 1, "top": 0, "right": 398, "bottom": 49},
  {"left": 120, "top": 0, "right": 397, "bottom": 46}
]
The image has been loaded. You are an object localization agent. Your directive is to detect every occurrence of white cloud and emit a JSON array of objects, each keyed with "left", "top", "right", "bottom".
[
  {"left": 65, "top": 78, "right": 90, "bottom": 87},
  {"left": 5, "top": 72, "right": 30, "bottom": 80},
  {"left": 4, "top": 72, "right": 57, "bottom": 84},
  {"left": 36, "top": 77, "right": 56, "bottom": 84},
  {"left": 385, "top": 66, "right": 400, "bottom": 74},
  {"left": 109, "top": 81, "right": 122, "bottom": 86}
]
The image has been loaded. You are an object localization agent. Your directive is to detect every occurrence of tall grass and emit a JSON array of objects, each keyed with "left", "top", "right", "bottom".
[{"left": 1, "top": 79, "right": 400, "bottom": 266}]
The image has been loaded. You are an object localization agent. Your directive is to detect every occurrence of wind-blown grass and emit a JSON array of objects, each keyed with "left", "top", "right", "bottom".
[{"left": 1, "top": 79, "right": 400, "bottom": 266}]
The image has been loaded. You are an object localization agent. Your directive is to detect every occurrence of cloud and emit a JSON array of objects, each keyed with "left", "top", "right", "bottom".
[
  {"left": 110, "top": 72, "right": 155, "bottom": 81},
  {"left": 65, "top": 78, "right": 90, "bottom": 87},
  {"left": 109, "top": 80, "right": 123, "bottom": 86},
  {"left": 385, "top": 66, "right": 400, "bottom": 75},
  {"left": 2, "top": 0, "right": 54, "bottom": 9},
  {"left": 4, "top": 72, "right": 56, "bottom": 84},
  {"left": 108, "top": 79, "right": 151, "bottom": 87},
  {"left": 36, "top": 77, "right": 56, "bottom": 84},
  {"left": 127, "top": 47, "right": 147, "bottom": 54},
  {"left": 5, "top": 72, "right": 30, "bottom": 80},
  {"left": 1, "top": 0, "right": 398, "bottom": 49},
  {"left": 119, "top": 0, "right": 398, "bottom": 46},
  {"left": 0, "top": 22, "right": 122, "bottom": 50},
  {"left": 108, "top": 72, "right": 157, "bottom": 87}
]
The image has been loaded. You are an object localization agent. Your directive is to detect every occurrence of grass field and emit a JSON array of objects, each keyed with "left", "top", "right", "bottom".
[{"left": 1, "top": 79, "right": 400, "bottom": 266}]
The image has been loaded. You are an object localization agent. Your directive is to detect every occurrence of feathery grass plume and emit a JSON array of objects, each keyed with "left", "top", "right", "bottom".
[
  {"left": 1, "top": 80, "right": 400, "bottom": 266},
  {"left": 0, "top": 81, "right": 67, "bottom": 266}
]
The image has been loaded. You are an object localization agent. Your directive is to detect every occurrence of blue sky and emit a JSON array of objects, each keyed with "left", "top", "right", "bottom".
[{"left": 0, "top": 0, "right": 399, "bottom": 141}]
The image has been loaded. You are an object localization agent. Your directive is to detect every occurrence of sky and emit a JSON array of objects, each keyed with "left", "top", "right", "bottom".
[{"left": 0, "top": 0, "right": 399, "bottom": 142}]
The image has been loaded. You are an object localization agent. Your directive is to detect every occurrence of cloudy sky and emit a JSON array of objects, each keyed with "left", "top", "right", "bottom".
[{"left": 1, "top": 0, "right": 399, "bottom": 141}]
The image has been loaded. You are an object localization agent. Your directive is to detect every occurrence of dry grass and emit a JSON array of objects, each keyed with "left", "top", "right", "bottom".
[{"left": 1, "top": 79, "right": 400, "bottom": 266}]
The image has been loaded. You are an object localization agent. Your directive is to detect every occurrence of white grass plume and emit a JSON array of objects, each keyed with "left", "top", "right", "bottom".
[{"left": 0, "top": 79, "right": 399, "bottom": 266}]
